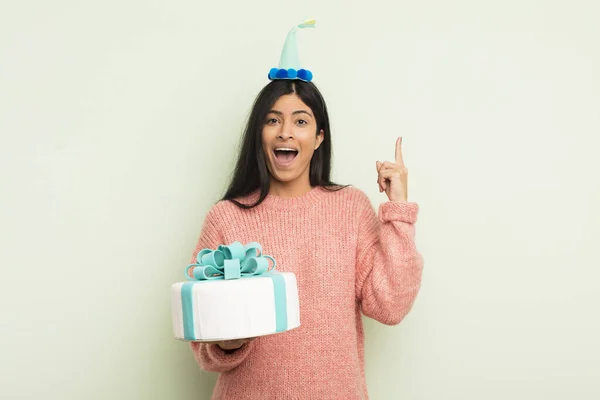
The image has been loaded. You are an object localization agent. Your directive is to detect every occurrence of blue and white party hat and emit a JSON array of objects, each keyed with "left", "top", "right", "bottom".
[{"left": 268, "top": 17, "right": 316, "bottom": 82}]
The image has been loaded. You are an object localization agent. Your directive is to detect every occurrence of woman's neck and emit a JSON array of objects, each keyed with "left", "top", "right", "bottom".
[{"left": 269, "top": 177, "right": 314, "bottom": 199}]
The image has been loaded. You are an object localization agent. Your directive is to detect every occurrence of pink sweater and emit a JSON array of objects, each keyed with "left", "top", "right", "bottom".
[{"left": 189, "top": 186, "right": 423, "bottom": 399}]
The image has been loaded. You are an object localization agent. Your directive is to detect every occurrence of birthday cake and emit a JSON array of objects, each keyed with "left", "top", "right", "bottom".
[{"left": 171, "top": 241, "right": 300, "bottom": 342}]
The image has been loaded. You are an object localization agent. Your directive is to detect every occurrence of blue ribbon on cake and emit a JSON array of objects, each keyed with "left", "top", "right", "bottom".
[
  {"left": 180, "top": 241, "right": 288, "bottom": 340},
  {"left": 184, "top": 241, "right": 277, "bottom": 281}
]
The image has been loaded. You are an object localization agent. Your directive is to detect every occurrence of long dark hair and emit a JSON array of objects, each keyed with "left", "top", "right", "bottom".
[{"left": 222, "top": 80, "right": 347, "bottom": 209}]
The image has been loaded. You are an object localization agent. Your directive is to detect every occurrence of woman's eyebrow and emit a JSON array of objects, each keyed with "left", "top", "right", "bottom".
[
  {"left": 292, "top": 110, "right": 313, "bottom": 117},
  {"left": 267, "top": 110, "right": 313, "bottom": 117}
]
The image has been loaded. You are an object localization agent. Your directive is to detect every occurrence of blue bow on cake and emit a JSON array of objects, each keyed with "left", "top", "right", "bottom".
[{"left": 185, "top": 241, "right": 277, "bottom": 281}]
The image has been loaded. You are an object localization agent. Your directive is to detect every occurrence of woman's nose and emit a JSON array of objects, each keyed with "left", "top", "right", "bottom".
[{"left": 278, "top": 123, "right": 294, "bottom": 139}]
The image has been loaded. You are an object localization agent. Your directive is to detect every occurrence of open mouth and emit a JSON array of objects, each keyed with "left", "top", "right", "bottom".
[{"left": 273, "top": 148, "right": 299, "bottom": 165}]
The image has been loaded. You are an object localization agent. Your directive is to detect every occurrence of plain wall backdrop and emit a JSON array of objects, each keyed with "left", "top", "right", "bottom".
[{"left": 1, "top": 1, "right": 599, "bottom": 399}]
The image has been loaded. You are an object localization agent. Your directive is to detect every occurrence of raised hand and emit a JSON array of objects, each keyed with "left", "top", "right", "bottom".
[{"left": 376, "top": 137, "right": 409, "bottom": 202}]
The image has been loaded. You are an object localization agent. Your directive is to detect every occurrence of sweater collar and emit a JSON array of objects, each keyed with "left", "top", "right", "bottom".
[{"left": 242, "top": 186, "right": 329, "bottom": 210}]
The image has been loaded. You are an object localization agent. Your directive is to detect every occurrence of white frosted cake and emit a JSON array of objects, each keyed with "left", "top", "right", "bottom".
[{"left": 171, "top": 241, "right": 300, "bottom": 341}]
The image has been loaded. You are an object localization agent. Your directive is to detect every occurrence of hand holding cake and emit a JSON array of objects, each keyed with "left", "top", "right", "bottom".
[{"left": 206, "top": 337, "right": 256, "bottom": 352}]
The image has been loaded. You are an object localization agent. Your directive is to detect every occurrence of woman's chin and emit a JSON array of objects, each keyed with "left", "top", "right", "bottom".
[
  {"left": 268, "top": 162, "right": 310, "bottom": 188},
  {"left": 269, "top": 170, "right": 306, "bottom": 186},
  {"left": 271, "top": 173, "right": 298, "bottom": 184}
]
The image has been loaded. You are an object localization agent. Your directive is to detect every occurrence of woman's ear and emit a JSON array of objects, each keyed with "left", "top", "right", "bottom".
[{"left": 315, "top": 129, "right": 325, "bottom": 150}]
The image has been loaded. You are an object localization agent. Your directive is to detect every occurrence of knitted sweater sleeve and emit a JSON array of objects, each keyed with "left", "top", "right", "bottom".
[
  {"left": 355, "top": 194, "right": 424, "bottom": 325},
  {"left": 187, "top": 204, "right": 255, "bottom": 372}
]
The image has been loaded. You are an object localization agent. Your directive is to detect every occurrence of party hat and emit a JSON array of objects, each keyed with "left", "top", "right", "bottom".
[{"left": 268, "top": 17, "right": 316, "bottom": 82}]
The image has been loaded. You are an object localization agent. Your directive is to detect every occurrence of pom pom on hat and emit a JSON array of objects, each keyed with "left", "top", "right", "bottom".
[{"left": 268, "top": 68, "right": 279, "bottom": 80}]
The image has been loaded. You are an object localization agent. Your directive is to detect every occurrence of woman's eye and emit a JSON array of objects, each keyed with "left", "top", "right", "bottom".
[
  {"left": 267, "top": 118, "right": 279, "bottom": 124},
  {"left": 297, "top": 119, "right": 307, "bottom": 125}
]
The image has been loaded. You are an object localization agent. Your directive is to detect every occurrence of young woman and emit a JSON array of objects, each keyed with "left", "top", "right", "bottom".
[{"left": 188, "top": 79, "right": 424, "bottom": 399}]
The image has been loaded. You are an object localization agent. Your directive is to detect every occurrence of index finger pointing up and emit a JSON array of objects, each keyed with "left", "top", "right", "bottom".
[{"left": 395, "top": 136, "right": 404, "bottom": 166}]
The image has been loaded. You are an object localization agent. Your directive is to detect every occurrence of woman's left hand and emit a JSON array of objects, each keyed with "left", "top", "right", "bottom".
[{"left": 376, "top": 137, "right": 408, "bottom": 202}]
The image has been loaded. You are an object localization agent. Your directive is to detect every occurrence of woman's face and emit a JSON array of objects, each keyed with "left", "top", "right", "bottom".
[{"left": 261, "top": 93, "right": 324, "bottom": 190}]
